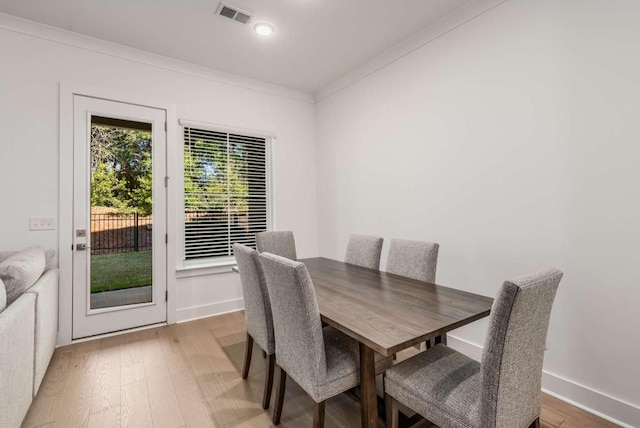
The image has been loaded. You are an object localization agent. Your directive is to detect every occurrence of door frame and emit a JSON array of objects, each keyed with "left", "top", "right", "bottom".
[
  {"left": 59, "top": 82, "right": 178, "bottom": 346},
  {"left": 72, "top": 96, "right": 167, "bottom": 338}
]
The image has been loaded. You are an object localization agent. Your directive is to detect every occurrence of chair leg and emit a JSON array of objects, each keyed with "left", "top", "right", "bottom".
[
  {"left": 313, "top": 401, "right": 325, "bottom": 428},
  {"left": 242, "top": 333, "right": 253, "bottom": 379},
  {"left": 273, "top": 365, "right": 287, "bottom": 425},
  {"left": 529, "top": 417, "right": 540, "bottom": 428},
  {"left": 385, "top": 393, "right": 398, "bottom": 428},
  {"left": 262, "top": 354, "right": 276, "bottom": 409}
]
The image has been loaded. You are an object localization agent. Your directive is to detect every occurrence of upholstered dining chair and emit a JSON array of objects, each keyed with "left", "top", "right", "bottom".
[
  {"left": 386, "top": 238, "right": 440, "bottom": 350},
  {"left": 256, "top": 231, "right": 297, "bottom": 260},
  {"left": 259, "top": 252, "right": 392, "bottom": 428},
  {"left": 344, "top": 234, "right": 384, "bottom": 270},
  {"left": 386, "top": 238, "right": 439, "bottom": 283},
  {"left": 233, "top": 243, "right": 276, "bottom": 410},
  {"left": 384, "top": 268, "right": 563, "bottom": 428}
]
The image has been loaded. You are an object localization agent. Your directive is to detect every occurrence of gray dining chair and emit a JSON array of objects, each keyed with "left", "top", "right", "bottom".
[
  {"left": 233, "top": 243, "right": 276, "bottom": 410},
  {"left": 256, "top": 231, "right": 297, "bottom": 260},
  {"left": 259, "top": 252, "right": 392, "bottom": 428},
  {"left": 344, "top": 234, "right": 384, "bottom": 270},
  {"left": 386, "top": 238, "right": 440, "bottom": 350},
  {"left": 386, "top": 238, "right": 439, "bottom": 283},
  {"left": 385, "top": 268, "right": 563, "bottom": 428}
]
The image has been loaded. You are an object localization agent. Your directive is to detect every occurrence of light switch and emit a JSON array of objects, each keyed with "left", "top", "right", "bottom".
[{"left": 30, "top": 217, "right": 55, "bottom": 231}]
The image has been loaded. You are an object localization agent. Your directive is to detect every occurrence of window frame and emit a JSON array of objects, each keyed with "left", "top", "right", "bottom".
[{"left": 177, "top": 119, "right": 275, "bottom": 273}]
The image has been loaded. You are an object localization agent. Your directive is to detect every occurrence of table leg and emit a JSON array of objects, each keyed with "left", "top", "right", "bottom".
[
  {"left": 434, "top": 333, "right": 447, "bottom": 345},
  {"left": 359, "top": 343, "right": 378, "bottom": 428}
]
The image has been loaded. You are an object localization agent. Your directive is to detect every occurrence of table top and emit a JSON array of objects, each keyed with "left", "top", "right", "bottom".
[{"left": 301, "top": 257, "right": 494, "bottom": 357}]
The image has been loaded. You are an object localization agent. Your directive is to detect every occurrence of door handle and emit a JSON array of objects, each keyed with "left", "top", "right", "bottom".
[{"left": 76, "top": 243, "right": 89, "bottom": 251}]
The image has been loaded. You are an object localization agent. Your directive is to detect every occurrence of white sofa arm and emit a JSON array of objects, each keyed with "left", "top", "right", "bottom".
[
  {"left": 0, "top": 293, "right": 36, "bottom": 428},
  {"left": 0, "top": 250, "right": 16, "bottom": 264},
  {"left": 25, "top": 269, "right": 59, "bottom": 396}
]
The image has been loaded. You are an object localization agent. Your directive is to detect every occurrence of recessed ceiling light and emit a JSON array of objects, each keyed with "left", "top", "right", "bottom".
[{"left": 254, "top": 22, "right": 275, "bottom": 36}]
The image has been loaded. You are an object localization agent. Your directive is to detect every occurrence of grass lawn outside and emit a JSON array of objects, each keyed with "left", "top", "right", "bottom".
[{"left": 91, "top": 250, "right": 152, "bottom": 293}]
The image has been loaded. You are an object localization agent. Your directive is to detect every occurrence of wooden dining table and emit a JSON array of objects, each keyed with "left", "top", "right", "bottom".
[{"left": 300, "top": 257, "right": 494, "bottom": 428}]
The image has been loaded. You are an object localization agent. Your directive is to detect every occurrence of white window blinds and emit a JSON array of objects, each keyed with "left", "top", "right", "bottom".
[{"left": 183, "top": 126, "right": 271, "bottom": 260}]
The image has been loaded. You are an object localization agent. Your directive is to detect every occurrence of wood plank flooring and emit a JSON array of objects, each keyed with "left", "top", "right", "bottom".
[{"left": 22, "top": 311, "right": 618, "bottom": 428}]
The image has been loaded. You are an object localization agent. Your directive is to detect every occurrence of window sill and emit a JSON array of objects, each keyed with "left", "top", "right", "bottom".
[{"left": 175, "top": 261, "right": 238, "bottom": 278}]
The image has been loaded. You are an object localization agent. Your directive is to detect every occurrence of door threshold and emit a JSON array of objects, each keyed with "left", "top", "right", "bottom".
[{"left": 70, "top": 321, "right": 168, "bottom": 344}]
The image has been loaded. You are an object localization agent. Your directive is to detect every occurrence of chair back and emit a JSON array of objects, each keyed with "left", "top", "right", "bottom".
[
  {"left": 259, "top": 252, "right": 327, "bottom": 390},
  {"left": 233, "top": 243, "right": 275, "bottom": 354},
  {"left": 480, "top": 268, "right": 563, "bottom": 427},
  {"left": 344, "top": 234, "right": 384, "bottom": 270},
  {"left": 386, "top": 239, "right": 439, "bottom": 282},
  {"left": 256, "top": 231, "right": 297, "bottom": 260}
]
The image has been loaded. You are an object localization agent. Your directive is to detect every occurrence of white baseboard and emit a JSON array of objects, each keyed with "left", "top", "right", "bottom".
[
  {"left": 447, "top": 334, "right": 484, "bottom": 360},
  {"left": 176, "top": 298, "right": 244, "bottom": 323},
  {"left": 447, "top": 335, "right": 639, "bottom": 428},
  {"left": 541, "top": 371, "right": 639, "bottom": 428}
]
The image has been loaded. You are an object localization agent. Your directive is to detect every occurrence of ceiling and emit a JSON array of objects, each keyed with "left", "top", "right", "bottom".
[{"left": 0, "top": 0, "right": 471, "bottom": 93}]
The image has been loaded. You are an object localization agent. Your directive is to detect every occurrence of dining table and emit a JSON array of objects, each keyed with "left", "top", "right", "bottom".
[{"left": 299, "top": 257, "right": 494, "bottom": 428}]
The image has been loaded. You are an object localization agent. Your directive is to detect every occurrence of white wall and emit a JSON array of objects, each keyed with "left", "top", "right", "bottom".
[
  {"left": 316, "top": 0, "right": 640, "bottom": 425},
  {"left": 0, "top": 15, "right": 318, "bottom": 334},
  {"left": 2, "top": 1, "right": 639, "bottom": 424}
]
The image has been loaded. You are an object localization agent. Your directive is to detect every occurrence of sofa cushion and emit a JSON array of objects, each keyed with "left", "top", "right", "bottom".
[
  {"left": 0, "top": 251, "right": 13, "bottom": 263},
  {"left": 1, "top": 249, "right": 55, "bottom": 270},
  {"left": 0, "top": 247, "right": 45, "bottom": 305},
  {"left": 0, "top": 278, "right": 6, "bottom": 312}
]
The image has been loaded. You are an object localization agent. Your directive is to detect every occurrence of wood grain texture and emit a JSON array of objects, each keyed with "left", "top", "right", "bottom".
[
  {"left": 359, "top": 343, "right": 377, "bottom": 428},
  {"left": 302, "top": 257, "right": 494, "bottom": 356},
  {"left": 313, "top": 400, "right": 326, "bottom": 428},
  {"left": 303, "top": 257, "right": 493, "bottom": 427},
  {"left": 37, "top": 346, "right": 74, "bottom": 397},
  {"left": 20, "top": 393, "right": 63, "bottom": 428},
  {"left": 385, "top": 393, "right": 399, "bottom": 428},
  {"left": 54, "top": 350, "right": 97, "bottom": 427},
  {"left": 262, "top": 354, "right": 276, "bottom": 410},
  {"left": 540, "top": 394, "right": 619, "bottom": 428},
  {"left": 120, "top": 362, "right": 145, "bottom": 386},
  {"left": 147, "top": 377, "right": 185, "bottom": 428},
  {"left": 171, "top": 372, "right": 217, "bottom": 428},
  {"left": 24, "top": 312, "right": 617, "bottom": 428},
  {"left": 121, "top": 380, "right": 153, "bottom": 428},
  {"left": 241, "top": 333, "right": 253, "bottom": 379},
  {"left": 89, "top": 342, "right": 121, "bottom": 414},
  {"left": 273, "top": 365, "right": 287, "bottom": 425},
  {"left": 88, "top": 406, "right": 121, "bottom": 428}
]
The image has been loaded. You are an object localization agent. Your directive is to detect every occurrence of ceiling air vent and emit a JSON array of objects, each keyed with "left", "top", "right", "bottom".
[{"left": 216, "top": 2, "right": 254, "bottom": 25}]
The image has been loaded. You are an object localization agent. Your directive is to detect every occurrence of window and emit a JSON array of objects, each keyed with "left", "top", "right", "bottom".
[{"left": 182, "top": 124, "right": 272, "bottom": 263}]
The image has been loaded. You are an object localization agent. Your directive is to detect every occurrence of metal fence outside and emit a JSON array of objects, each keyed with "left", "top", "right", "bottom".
[{"left": 91, "top": 213, "right": 152, "bottom": 255}]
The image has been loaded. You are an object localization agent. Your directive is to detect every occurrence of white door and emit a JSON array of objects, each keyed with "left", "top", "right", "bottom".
[{"left": 72, "top": 95, "right": 167, "bottom": 339}]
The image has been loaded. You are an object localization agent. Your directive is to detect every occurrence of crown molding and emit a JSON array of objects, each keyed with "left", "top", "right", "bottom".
[
  {"left": 314, "top": 0, "right": 508, "bottom": 103},
  {"left": 0, "top": 12, "right": 315, "bottom": 104}
]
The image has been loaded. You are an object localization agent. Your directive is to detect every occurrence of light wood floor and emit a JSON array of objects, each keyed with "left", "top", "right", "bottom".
[{"left": 23, "top": 311, "right": 617, "bottom": 428}]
